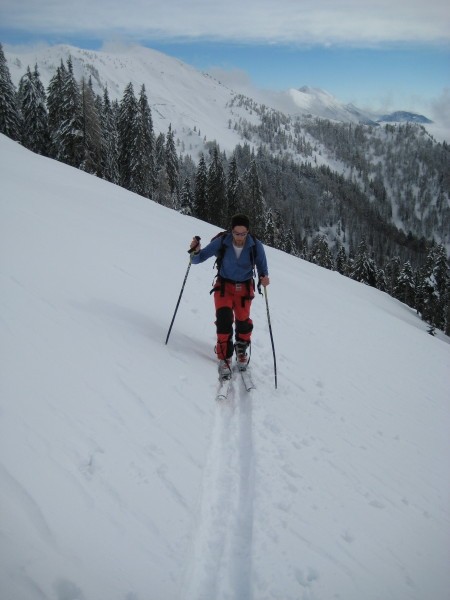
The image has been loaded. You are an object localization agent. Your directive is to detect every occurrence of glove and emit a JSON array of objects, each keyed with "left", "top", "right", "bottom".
[{"left": 189, "top": 237, "right": 201, "bottom": 254}]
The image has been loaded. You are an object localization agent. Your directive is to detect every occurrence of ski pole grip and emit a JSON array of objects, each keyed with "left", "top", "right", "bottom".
[{"left": 188, "top": 235, "right": 201, "bottom": 254}]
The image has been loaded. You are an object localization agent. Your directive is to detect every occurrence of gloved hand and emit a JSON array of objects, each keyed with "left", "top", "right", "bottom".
[{"left": 189, "top": 237, "right": 201, "bottom": 254}]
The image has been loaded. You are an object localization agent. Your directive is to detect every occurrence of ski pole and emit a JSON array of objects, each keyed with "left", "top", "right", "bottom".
[
  {"left": 165, "top": 236, "right": 200, "bottom": 345},
  {"left": 264, "top": 286, "right": 278, "bottom": 389}
]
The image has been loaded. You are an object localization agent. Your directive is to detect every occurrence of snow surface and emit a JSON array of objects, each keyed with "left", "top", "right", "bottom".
[{"left": 1, "top": 133, "right": 449, "bottom": 600}]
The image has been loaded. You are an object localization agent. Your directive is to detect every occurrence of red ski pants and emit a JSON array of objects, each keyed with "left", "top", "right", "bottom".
[{"left": 214, "top": 279, "right": 254, "bottom": 359}]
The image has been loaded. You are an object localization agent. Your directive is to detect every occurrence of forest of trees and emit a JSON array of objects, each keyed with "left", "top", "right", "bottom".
[{"left": 1, "top": 44, "right": 449, "bottom": 335}]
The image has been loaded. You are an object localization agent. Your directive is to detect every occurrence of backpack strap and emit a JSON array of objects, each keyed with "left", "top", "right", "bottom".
[{"left": 211, "top": 231, "right": 228, "bottom": 273}]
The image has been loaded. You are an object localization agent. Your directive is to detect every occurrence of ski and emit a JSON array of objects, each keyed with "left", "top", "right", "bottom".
[
  {"left": 216, "top": 375, "right": 233, "bottom": 401},
  {"left": 214, "top": 362, "right": 255, "bottom": 401},
  {"left": 238, "top": 366, "right": 256, "bottom": 392}
]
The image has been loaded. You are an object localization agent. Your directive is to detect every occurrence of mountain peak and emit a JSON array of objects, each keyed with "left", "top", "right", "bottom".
[{"left": 377, "top": 110, "right": 433, "bottom": 124}]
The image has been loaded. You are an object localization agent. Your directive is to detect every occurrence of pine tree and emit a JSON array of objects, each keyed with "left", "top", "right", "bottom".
[
  {"left": 385, "top": 256, "right": 401, "bottom": 296},
  {"left": 80, "top": 77, "right": 102, "bottom": 175},
  {"left": 47, "top": 61, "right": 66, "bottom": 158},
  {"left": 100, "top": 88, "right": 119, "bottom": 184},
  {"left": 310, "top": 235, "right": 333, "bottom": 269},
  {"left": 433, "top": 244, "right": 449, "bottom": 332},
  {"left": 418, "top": 244, "right": 449, "bottom": 331},
  {"left": 264, "top": 207, "right": 276, "bottom": 246},
  {"left": 165, "top": 124, "right": 179, "bottom": 196},
  {"left": 195, "top": 153, "right": 208, "bottom": 221},
  {"left": 118, "top": 82, "right": 140, "bottom": 192},
  {"left": 137, "top": 84, "right": 155, "bottom": 198},
  {"left": 18, "top": 65, "right": 49, "bottom": 154},
  {"left": 207, "top": 146, "right": 227, "bottom": 227},
  {"left": 154, "top": 132, "right": 166, "bottom": 173},
  {"left": 179, "top": 177, "right": 195, "bottom": 215},
  {"left": 54, "top": 57, "right": 83, "bottom": 167},
  {"left": 0, "top": 43, "right": 21, "bottom": 141},
  {"left": 352, "top": 238, "right": 377, "bottom": 286},
  {"left": 394, "top": 261, "right": 415, "bottom": 308},
  {"left": 154, "top": 164, "right": 172, "bottom": 206},
  {"left": 243, "top": 160, "right": 265, "bottom": 237},
  {"left": 226, "top": 154, "right": 242, "bottom": 217},
  {"left": 281, "top": 222, "right": 297, "bottom": 255},
  {"left": 335, "top": 245, "right": 348, "bottom": 275},
  {"left": 273, "top": 209, "right": 286, "bottom": 251},
  {"left": 376, "top": 268, "right": 387, "bottom": 292}
]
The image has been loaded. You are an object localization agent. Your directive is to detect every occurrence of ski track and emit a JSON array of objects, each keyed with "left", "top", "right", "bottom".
[{"left": 182, "top": 376, "right": 255, "bottom": 600}]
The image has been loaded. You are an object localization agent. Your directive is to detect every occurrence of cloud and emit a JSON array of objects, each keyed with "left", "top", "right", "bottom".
[
  {"left": 2, "top": 0, "right": 450, "bottom": 46},
  {"left": 207, "top": 67, "right": 254, "bottom": 90},
  {"left": 430, "top": 88, "right": 450, "bottom": 127}
]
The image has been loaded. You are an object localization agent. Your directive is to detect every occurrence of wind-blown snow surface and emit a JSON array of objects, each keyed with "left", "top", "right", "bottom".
[{"left": 1, "top": 134, "right": 449, "bottom": 600}]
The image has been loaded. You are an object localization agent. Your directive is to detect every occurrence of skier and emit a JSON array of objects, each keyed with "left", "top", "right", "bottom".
[{"left": 190, "top": 214, "right": 270, "bottom": 380}]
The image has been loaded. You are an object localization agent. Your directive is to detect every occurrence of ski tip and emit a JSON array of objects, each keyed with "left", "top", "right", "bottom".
[{"left": 216, "top": 395, "right": 228, "bottom": 402}]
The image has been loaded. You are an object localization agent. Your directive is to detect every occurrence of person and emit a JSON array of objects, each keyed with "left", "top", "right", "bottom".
[{"left": 190, "top": 214, "right": 270, "bottom": 380}]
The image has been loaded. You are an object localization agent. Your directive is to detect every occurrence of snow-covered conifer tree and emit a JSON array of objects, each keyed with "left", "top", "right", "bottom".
[
  {"left": 118, "top": 82, "right": 140, "bottom": 192},
  {"left": 264, "top": 207, "right": 276, "bottom": 246},
  {"left": 394, "top": 261, "right": 416, "bottom": 308},
  {"left": 0, "top": 43, "right": 21, "bottom": 141},
  {"left": 136, "top": 84, "right": 155, "bottom": 198},
  {"left": 80, "top": 77, "right": 102, "bottom": 175},
  {"left": 310, "top": 234, "right": 333, "bottom": 269},
  {"left": 335, "top": 245, "right": 348, "bottom": 275},
  {"left": 207, "top": 146, "right": 227, "bottom": 227},
  {"left": 165, "top": 124, "right": 179, "bottom": 197},
  {"left": 242, "top": 160, "right": 265, "bottom": 238},
  {"left": 100, "top": 88, "right": 119, "bottom": 184},
  {"left": 226, "top": 154, "right": 242, "bottom": 217},
  {"left": 418, "top": 244, "right": 449, "bottom": 331},
  {"left": 195, "top": 153, "right": 208, "bottom": 222},
  {"left": 52, "top": 57, "right": 83, "bottom": 168},
  {"left": 18, "top": 65, "right": 49, "bottom": 155},
  {"left": 179, "top": 177, "right": 195, "bottom": 216},
  {"left": 352, "top": 238, "right": 377, "bottom": 287},
  {"left": 47, "top": 61, "right": 66, "bottom": 158}
]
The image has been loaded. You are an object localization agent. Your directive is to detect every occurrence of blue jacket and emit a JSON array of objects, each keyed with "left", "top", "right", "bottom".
[{"left": 191, "top": 233, "right": 269, "bottom": 282}]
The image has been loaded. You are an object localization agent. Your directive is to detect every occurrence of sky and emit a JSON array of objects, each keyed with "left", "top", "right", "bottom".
[
  {"left": 1, "top": 131, "right": 450, "bottom": 600},
  {"left": 1, "top": 0, "right": 449, "bottom": 116}
]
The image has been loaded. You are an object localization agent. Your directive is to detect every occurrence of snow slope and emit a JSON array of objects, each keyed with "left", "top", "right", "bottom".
[{"left": 1, "top": 133, "right": 449, "bottom": 600}]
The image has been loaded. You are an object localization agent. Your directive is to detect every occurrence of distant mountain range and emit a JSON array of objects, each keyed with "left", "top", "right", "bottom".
[
  {"left": 283, "top": 86, "right": 432, "bottom": 126},
  {"left": 5, "top": 44, "right": 433, "bottom": 153}
]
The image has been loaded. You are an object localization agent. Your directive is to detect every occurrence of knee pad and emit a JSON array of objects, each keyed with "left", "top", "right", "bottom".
[
  {"left": 235, "top": 319, "right": 253, "bottom": 335},
  {"left": 216, "top": 307, "right": 233, "bottom": 334}
]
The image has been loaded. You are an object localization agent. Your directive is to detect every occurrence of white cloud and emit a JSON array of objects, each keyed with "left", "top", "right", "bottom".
[
  {"left": 2, "top": 0, "right": 450, "bottom": 46},
  {"left": 430, "top": 88, "right": 450, "bottom": 126}
]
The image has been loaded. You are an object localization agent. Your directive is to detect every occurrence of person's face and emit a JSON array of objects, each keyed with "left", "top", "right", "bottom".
[{"left": 232, "top": 227, "right": 248, "bottom": 247}]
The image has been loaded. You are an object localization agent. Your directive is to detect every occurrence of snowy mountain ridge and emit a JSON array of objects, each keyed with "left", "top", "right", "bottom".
[
  {"left": 1, "top": 133, "right": 449, "bottom": 600},
  {"left": 5, "top": 43, "right": 434, "bottom": 154}
]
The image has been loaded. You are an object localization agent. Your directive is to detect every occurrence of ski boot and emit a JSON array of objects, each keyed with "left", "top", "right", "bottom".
[
  {"left": 235, "top": 341, "right": 250, "bottom": 371},
  {"left": 218, "top": 358, "right": 232, "bottom": 381}
]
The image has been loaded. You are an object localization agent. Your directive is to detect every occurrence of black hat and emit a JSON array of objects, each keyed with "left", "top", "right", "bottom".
[{"left": 231, "top": 213, "right": 250, "bottom": 229}]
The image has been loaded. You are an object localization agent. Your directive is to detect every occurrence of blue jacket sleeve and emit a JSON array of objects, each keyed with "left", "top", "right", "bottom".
[
  {"left": 191, "top": 237, "right": 222, "bottom": 264},
  {"left": 255, "top": 239, "right": 269, "bottom": 277}
]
